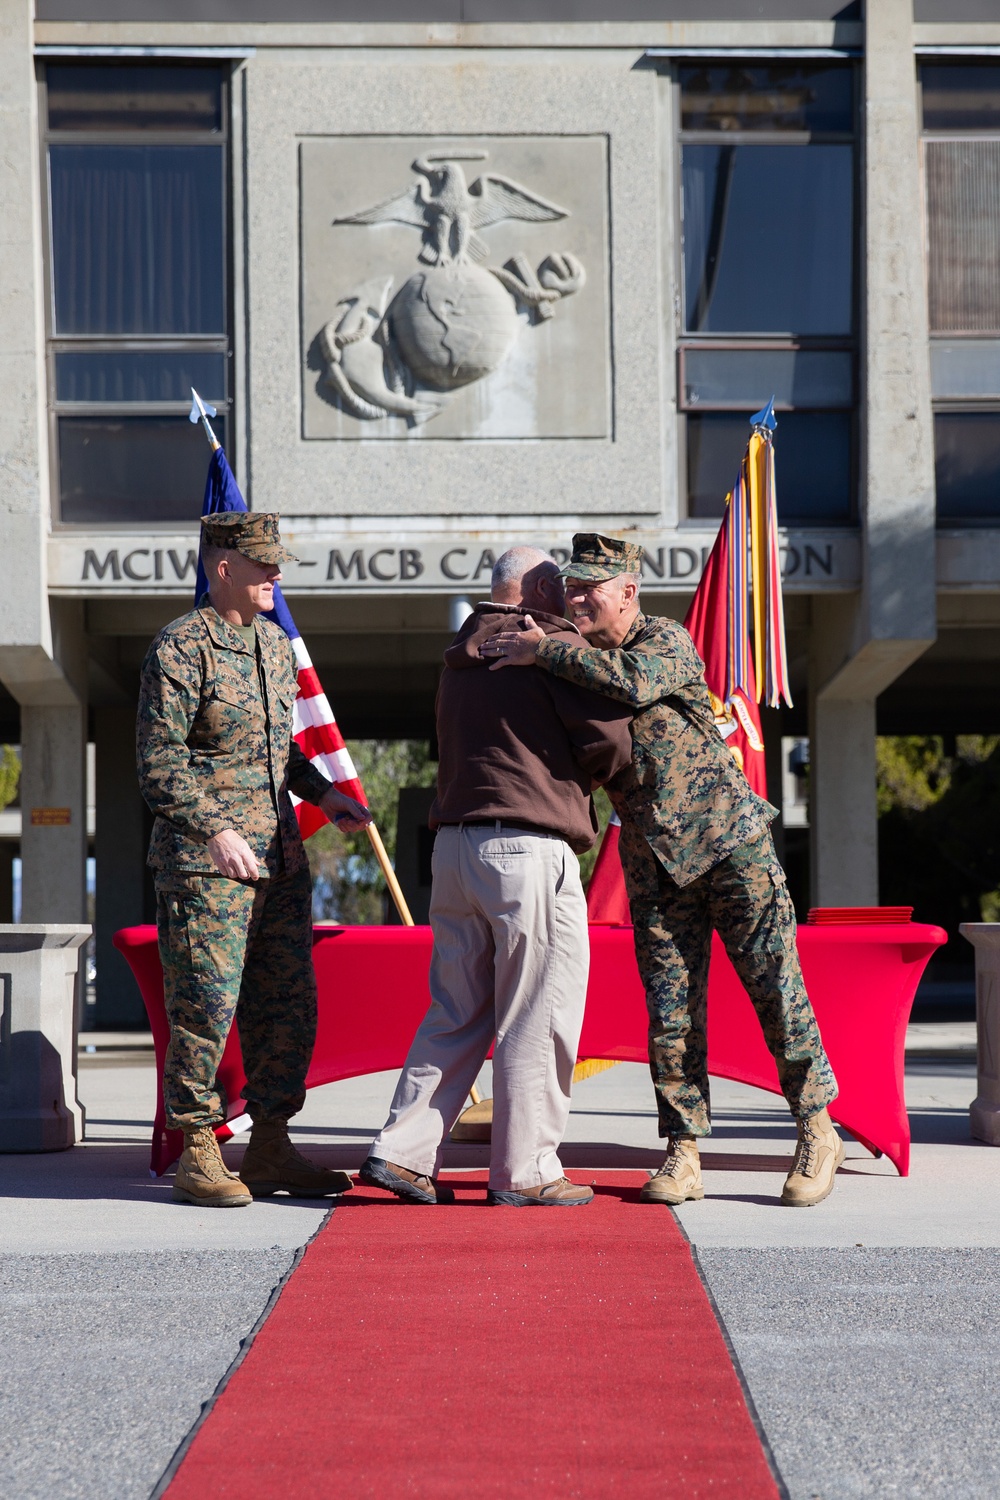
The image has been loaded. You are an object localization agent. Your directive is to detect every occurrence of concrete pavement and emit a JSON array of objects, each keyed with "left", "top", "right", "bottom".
[{"left": 1, "top": 1043, "right": 997, "bottom": 1498}]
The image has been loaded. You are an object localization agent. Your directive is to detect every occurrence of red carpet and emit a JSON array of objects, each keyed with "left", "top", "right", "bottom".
[{"left": 164, "top": 1174, "right": 780, "bottom": 1499}]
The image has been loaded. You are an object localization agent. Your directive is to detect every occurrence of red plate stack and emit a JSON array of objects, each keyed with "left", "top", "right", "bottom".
[{"left": 806, "top": 906, "right": 913, "bottom": 925}]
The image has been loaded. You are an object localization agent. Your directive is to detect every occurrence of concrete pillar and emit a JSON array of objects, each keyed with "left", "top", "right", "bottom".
[
  {"left": 0, "top": 14, "right": 90, "bottom": 932},
  {"left": 959, "top": 924, "right": 1000, "bottom": 1146},
  {"left": 93, "top": 706, "right": 149, "bottom": 1029},
  {"left": 0, "top": 842, "right": 13, "bottom": 922},
  {"left": 809, "top": 695, "right": 878, "bottom": 906},
  {"left": 19, "top": 705, "right": 87, "bottom": 925},
  {"left": 0, "top": 923, "right": 90, "bottom": 1151},
  {"left": 808, "top": 2, "right": 937, "bottom": 905},
  {"left": 863, "top": 0, "right": 936, "bottom": 650},
  {"left": 0, "top": 0, "right": 58, "bottom": 700}
]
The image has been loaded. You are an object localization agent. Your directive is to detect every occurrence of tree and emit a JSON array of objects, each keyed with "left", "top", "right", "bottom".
[
  {"left": 877, "top": 735, "right": 1000, "bottom": 961},
  {"left": 306, "top": 740, "right": 437, "bottom": 924},
  {"left": 0, "top": 746, "right": 20, "bottom": 813}
]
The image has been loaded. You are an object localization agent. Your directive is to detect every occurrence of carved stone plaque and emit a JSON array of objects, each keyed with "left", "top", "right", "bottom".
[{"left": 300, "top": 135, "right": 610, "bottom": 440}]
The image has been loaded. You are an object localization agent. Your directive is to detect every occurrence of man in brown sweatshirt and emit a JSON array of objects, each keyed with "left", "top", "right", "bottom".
[{"left": 360, "top": 548, "right": 633, "bottom": 1206}]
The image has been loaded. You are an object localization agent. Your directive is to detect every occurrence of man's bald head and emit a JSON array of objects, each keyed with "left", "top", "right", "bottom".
[{"left": 491, "top": 547, "right": 565, "bottom": 616}]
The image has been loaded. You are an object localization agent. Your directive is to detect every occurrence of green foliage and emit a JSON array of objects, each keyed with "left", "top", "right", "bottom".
[
  {"left": 876, "top": 736, "right": 1000, "bottom": 950},
  {"left": 0, "top": 746, "right": 20, "bottom": 813},
  {"left": 306, "top": 739, "right": 437, "bottom": 924}
]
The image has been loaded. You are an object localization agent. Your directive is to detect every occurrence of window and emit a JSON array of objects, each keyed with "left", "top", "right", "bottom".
[
  {"left": 676, "top": 63, "right": 857, "bottom": 524},
  {"left": 44, "top": 63, "right": 230, "bottom": 525},
  {"left": 922, "top": 63, "right": 1000, "bottom": 525}
]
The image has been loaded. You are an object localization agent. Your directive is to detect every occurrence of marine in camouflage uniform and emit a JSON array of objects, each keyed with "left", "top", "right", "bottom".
[
  {"left": 484, "top": 534, "right": 840, "bottom": 1205},
  {"left": 137, "top": 511, "right": 356, "bottom": 1204}
]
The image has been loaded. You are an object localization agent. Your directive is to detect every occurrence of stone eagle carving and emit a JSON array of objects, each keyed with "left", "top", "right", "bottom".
[{"left": 334, "top": 151, "right": 568, "bottom": 267}]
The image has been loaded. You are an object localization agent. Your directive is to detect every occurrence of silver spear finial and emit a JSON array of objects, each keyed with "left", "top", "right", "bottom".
[{"left": 188, "top": 388, "right": 221, "bottom": 452}]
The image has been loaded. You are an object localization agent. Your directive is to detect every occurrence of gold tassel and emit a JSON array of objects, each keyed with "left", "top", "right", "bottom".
[{"left": 572, "top": 1058, "right": 621, "bottom": 1083}]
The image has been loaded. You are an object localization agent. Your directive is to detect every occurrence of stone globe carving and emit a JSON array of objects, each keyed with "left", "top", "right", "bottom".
[{"left": 387, "top": 265, "right": 521, "bottom": 392}]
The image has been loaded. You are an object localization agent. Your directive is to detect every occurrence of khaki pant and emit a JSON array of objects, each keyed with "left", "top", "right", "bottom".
[{"left": 370, "top": 823, "right": 590, "bottom": 1191}]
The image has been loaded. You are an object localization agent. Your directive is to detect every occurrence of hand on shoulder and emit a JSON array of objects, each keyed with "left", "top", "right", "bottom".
[{"left": 480, "top": 615, "right": 545, "bottom": 670}]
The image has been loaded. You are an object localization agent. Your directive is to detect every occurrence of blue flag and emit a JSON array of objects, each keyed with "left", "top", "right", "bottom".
[
  {"left": 194, "top": 446, "right": 299, "bottom": 639},
  {"left": 194, "top": 447, "right": 247, "bottom": 603}
]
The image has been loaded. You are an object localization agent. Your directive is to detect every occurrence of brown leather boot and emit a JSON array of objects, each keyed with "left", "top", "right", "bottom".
[
  {"left": 358, "top": 1157, "right": 455, "bottom": 1204},
  {"left": 781, "top": 1108, "right": 845, "bottom": 1207},
  {"left": 640, "top": 1137, "right": 704, "bottom": 1205},
  {"left": 240, "top": 1119, "right": 353, "bottom": 1198},
  {"left": 173, "top": 1125, "right": 253, "bottom": 1207},
  {"left": 487, "top": 1177, "right": 594, "bottom": 1206}
]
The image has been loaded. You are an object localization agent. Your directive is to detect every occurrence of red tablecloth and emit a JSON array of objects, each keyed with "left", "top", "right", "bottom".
[{"left": 113, "top": 920, "right": 945, "bottom": 1178}]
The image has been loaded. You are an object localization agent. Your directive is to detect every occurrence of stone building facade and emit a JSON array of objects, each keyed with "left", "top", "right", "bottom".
[{"left": 1, "top": 0, "right": 998, "bottom": 1022}]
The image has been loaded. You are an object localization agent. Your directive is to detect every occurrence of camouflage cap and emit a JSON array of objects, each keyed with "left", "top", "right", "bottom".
[
  {"left": 200, "top": 512, "right": 297, "bottom": 566},
  {"left": 558, "top": 533, "right": 644, "bottom": 583}
]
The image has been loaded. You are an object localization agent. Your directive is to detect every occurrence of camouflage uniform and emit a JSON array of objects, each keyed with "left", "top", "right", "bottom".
[
  {"left": 536, "top": 587, "right": 836, "bottom": 1139},
  {"left": 137, "top": 534, "right": 331, "bottom": 1132}
]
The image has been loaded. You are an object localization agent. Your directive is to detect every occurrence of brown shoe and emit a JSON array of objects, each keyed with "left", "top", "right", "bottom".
[
  {"left": 358, "top": 1157, "right": 455, "bottom": 1204},
  {"left": 487, "top": 1177, "right": 594, "bottom": 1206},
  {"left": 640, "top": 1137, "right": 704, "bottom": 1205},
  {"left": 781, "top": 1107, "right": 845, "bottom": 1207},
  {"left": 173, "top": 1124, "right": 252, "bottom": 1208},
  {"left": 240, "top": 1119, "right": 353, "bottom": 1198}
]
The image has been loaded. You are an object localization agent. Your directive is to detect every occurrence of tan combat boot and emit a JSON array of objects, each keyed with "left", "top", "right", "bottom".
[
  {"left": 240, "top": 1119, "right": 353, "bottom": 1198},
  {"left": 359, "top": 1157, "right": 456, "bottom": 1204},
  {"left": 781, "top": 1108, "right": 845, "bottom": 1207},
  {"left": 640, "top": 1137, "right": 704, "bottom": 1205},
  {"left": 487, "top": 1177, "right": 594, "bottom": 1207},
  {"left": 173, "top": 1124, "right": 253, "bottom": 1207}
]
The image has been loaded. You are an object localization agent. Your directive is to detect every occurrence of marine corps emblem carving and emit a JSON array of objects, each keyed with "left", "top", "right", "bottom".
[
  {"left": 300, "top": 135, "right": 609, "bottom": 440},
  {"left": 311, "top": 148, "right": 588, "bottom": 430},
  {"left": 314, "top": 151, "right": 587, "bottom": 426}
]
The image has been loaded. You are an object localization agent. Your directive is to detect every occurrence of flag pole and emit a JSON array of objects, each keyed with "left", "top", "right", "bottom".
[
  {"left": 366, "top": 822, "right": 415, "bottom": 926},
  {"left": 189, "top": 390, "right": 416, "bottom": 929}
]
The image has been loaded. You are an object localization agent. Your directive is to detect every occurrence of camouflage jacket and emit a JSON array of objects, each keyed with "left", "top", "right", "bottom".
[
  {"left": 535, "top": 612, "right": 776, "bottom": 886},
  {"left": 137, "top": 606, "right": 330, "bottom": 877}
]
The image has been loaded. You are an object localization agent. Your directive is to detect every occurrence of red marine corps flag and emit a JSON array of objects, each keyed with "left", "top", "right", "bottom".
[
  {"left": 586, "top": 399, "right": 791, "bottom": 920},
  {"left": 683, "top": 507, "right": 768, "bottom": 796}
]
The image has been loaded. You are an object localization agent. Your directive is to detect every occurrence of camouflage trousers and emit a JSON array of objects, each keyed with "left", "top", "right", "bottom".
[
  {"left": 155, "top": 867, "right": 316, "bottom": 1131},
  {"left": 621, "top": 826, "right": 837, "bottom": 1139}
]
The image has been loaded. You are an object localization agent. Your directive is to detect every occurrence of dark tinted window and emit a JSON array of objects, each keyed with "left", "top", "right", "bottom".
[
  {"left": 922, "top": 65, "right": 1000, "bottom": 133},
  {"left": 47, "top": 63, "right": 222, "bottom": 133},
  {"left": 935, "top": 412, "right": 1000, "bottom": 521},
  {"left": 50, "top": 145, "right": 225, "bottom": 335},
  {"left": 687, "top": 411, "right": 852, "bottom": 524},
  {"left": 682, "top": 144, "right": 853, "bottom": 334},
  {"left": 683, "top": 348, "right": 853, "bottom": 408},
  {"left": 680, "top": 64, "right": 853, "bottom": 134},
  {"left": 58, "top": 415, "right": 226, "bottom": 525},
  {"left": 55, "top": 350, "right": 227, "bottom": 403}
]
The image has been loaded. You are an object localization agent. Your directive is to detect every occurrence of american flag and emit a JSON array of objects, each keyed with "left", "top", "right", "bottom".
[{"left": 195, "top": 445, "right": 368, "bottom": 836}]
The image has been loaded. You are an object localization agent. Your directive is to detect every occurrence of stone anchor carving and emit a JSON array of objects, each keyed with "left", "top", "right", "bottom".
[
  {"left": 318, "top": 277, "right": 443, "bottom": 424},
  {"left": 318, "top": 151, "right": 586, "bottom": 423}
]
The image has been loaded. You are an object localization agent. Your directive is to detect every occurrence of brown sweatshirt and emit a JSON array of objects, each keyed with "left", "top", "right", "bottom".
[{"left": 430, "top": 603, "right": 634, "bottom": 853}]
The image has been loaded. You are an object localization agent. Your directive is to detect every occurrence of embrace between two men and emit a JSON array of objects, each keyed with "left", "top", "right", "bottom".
[{"left": 137, "top": 517, "right": 841, "bottom": 1212}]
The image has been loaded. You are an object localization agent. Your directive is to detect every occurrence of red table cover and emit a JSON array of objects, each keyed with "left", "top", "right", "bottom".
[{"left": 113, "top": 920, "right": 945, "bottom": 1178}]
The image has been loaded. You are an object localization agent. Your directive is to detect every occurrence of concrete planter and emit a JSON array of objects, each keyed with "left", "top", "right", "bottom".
[
  {"left": 0, "top": 924, "right": 91, "bottom": 1152},
  {"left": 960, "top": 923, "right": 1000, "bottom": 1146}
]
